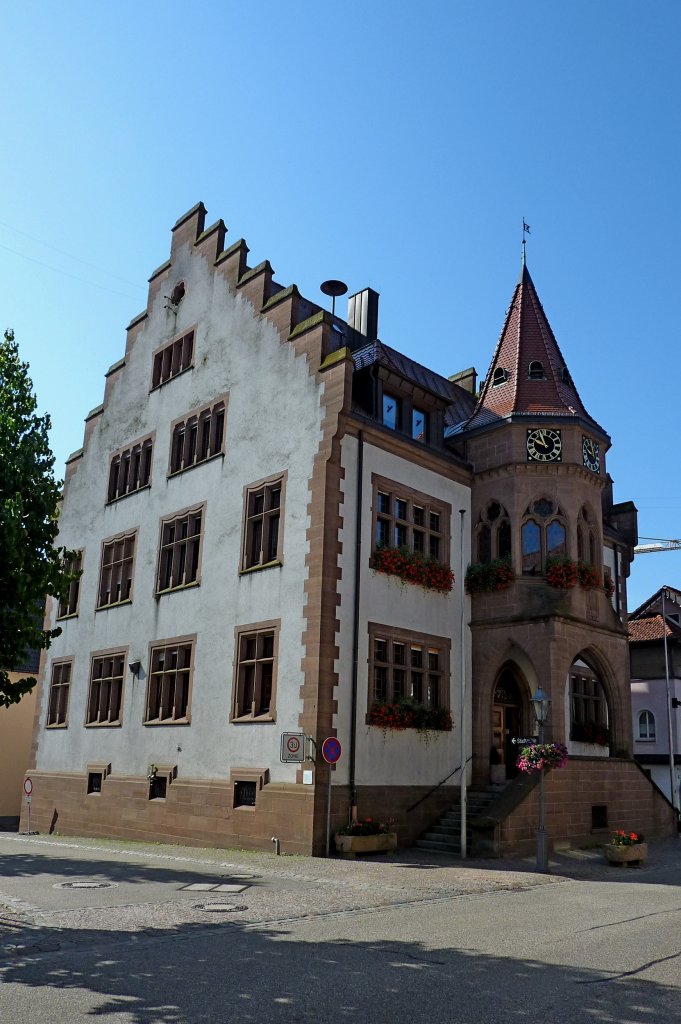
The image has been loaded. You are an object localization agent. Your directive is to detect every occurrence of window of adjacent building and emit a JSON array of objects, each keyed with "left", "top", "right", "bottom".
[
  {"left": 86, "top": 653, "right": 125, "bottom": 726},
  {"left": 232, "top": 624, "right": 279, "bottom": 721},
  {"left": 412, "top": 407, "right": 428, "bottom": 443},
  {"left": 382, "top": 393, "right": 401, "bottom": 430},
  {"left": 97, "top": 531, "right": 136, "bottom": 608},
  {"left": 369, "top": 624, "right": 449, "bottom": 709},
  {"left": 145, "top": 640, "right": 194, "bottom": 723},
  {"left": 476, "top": 502, "right": 512, "bottom": 564},
  {"left": 46, "top": 660, "right": 72, "bottom": 727},
  {"left": 637, "top": 709, "right": 656, "bottom": 741},
  {"left": 107, "top": 436, "right": 153, "bottom": 502},
  {"left": 151, "top": 330, "right": 194, "bottom": 389},
  {"left": 521, "top": 498, "right": 567, "bottom": 575},
  {"left": 57, "top": 550, "right": 83, "bottom": 618},
  {"left": 242, "top": 478, "right": 283, "bottom": 571},
  {"left": 372, "top": 476, "right": 450, "bottom": 563},
  {"left": 169, "top": 398, "right": 226, "bottom": 475},
  {"left": 157, "top": 507, "right": 203, "bottom": 593}
]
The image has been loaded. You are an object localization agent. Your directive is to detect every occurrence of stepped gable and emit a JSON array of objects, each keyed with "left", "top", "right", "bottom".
[
  {"left": 352, "top": 340, "right": 477, "bottom": 427},
  {"left": 466, "top": 263, "right": 605, "bottom": 434}
]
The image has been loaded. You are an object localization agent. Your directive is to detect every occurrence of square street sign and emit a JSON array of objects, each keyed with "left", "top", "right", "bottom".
[{"left": 280, "top": 732, "right": 306, "bottom": 763}]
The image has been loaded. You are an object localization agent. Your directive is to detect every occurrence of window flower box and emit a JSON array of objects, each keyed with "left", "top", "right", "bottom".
[
  {"left": 368, "top": 700, "right": 453, "bottom": 734},
  {"left": 465, "top": 558, "right": 514, "bottom": 594},
  {"left": 371, "top": 546, "right": 454, "bottom": 594}
]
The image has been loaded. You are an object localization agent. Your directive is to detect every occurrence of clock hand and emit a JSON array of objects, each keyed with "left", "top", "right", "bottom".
[{"left": 535, "top": 430, "right": 547, "bottom": 447}]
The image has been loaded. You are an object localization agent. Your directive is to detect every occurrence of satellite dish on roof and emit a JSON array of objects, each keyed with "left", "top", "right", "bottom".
[{"left": 320, "top": 279, "right": 348, "bottom": 316}]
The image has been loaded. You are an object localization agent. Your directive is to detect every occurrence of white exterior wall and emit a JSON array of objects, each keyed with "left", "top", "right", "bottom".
[
  {"left": 36, "top": 241, "right": 325, "bottom": 783},
  {"left": 334, "top": 435, "right": 472, "bottom": 788},
  {"left": 631, "top": 676, "right": 681, "bottom": 804}
]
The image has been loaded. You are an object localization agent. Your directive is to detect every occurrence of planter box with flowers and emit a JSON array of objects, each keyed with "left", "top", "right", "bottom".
[
  {"left": 604, "top": 830, "right": 647, "bottom": 866},
  {"left": 368, "top": 700, "right": 453, "bottom": 735},
  {"left": 465, "top": 558, "right": 515, "bottom": 595},
  {"left": 545, "top": 558, "right": 608, "bottom": 592},
  {"left": 335, "top": 819, "right": 397, "bottom": 858},
  {"left": 371, "top": 546, "right": 455, "bottom": 594}
]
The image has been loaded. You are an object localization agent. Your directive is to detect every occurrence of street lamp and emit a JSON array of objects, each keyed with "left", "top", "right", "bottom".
[{"left": 530, "top": 686, "right": 552, "bottom": 872}]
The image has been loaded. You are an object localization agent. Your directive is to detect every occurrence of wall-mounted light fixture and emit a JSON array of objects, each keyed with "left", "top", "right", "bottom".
[{"left": 129, "top": 661, "right": 141, "bottom": 678}]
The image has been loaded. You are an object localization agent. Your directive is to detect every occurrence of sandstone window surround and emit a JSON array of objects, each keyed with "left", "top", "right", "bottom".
[
  {"left": 144, "top": 638, "right": 195, "bottom": 725},
  {"left": 86, "top": 761, "right": 111, "bottom": 795},
  {"left": 521, "top": 498, "right": 567, "bottom": 574},
  {"left": 150, "top": 328, "right": 195, "bottom": 390},
  {"left": 367, "top": 622, "right": 450, "bottom": 711},
  {"left": 475, "top": 501, "right": 512, "bottom": 564},
  {"left": 231, "top": 621, "right": 280, "bottom": 723},
  {"left": 156, "top": 504, "right": 205, "bottom": 594},
  {"left": 57, "top": 549, "right": 83, "bottom": 619},
  {"left": 168, "top": 395, "right": 228, "bottom": 477},
  {"left": 97, "top": 529, "right": 137, "bottom": 609},
  {"left": 570, "top": 666, "right": 609, "bottom": 743},
  {"left": 46, "top": 658, "right": 73, "bottom": 728},
  {"left": 240, "top": 473, "right": 286, "bottom": 573},
  {"left": 230, "top": 767, "right": 269, "bottom": 810},
  {"left": 85, "top": 649, "right": 127, "bottom": 726},
  {"left": 106, "top": 433, "right": 154, "bottom": 504},
  {"left": 371, "top": 474, "right": 451, "bottom": 563}
]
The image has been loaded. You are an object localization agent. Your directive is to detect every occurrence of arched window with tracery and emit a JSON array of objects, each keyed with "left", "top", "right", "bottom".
[
  {"left": 521, "top": 498, "right": 567, "bottom": 574},
  {"left": 577, "top": 506, "right": 599, "bottom": 567},
  {"left": 476, "top": 501, "right": 512, "bottom": 564},
  {"left": 569, "top": 659, "right": 609, "bottom": 747}
]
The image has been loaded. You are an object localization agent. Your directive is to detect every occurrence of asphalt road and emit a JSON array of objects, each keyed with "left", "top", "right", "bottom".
[{"left": 0, "top": 833, "right": 679, "bottom": 1023}]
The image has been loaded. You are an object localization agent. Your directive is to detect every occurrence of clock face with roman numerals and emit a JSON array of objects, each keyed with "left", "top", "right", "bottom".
[
  {"left": 582, "top": 436, "right": 600, "bottom": 473},
  {"left": 527, "top": 428, "right": 562, "bottom": 463}
]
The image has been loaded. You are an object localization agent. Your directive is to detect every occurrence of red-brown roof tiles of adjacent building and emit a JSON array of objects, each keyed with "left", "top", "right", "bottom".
[
  {"left": 466, "top": 264, "right": 604, "bottom": 432},
  {"left": 628, "top": 615, "right": 678, "bottom": 642}
]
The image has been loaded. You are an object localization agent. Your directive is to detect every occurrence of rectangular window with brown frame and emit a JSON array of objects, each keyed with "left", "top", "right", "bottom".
[
  {"left": 368, "top": 623, "right": 450, "bottom": 711},
  {"left": 46, "top": 659, "right": 72, "bottom": 727},
  {"left": 97, "top": 531, "right": 137, "bottom": 609},
  {"left": 145, "top": 639, "right": 194, "bottom": 724},
  {"left": 169, "top": 397, "right": 227, "bottom": 476},
  {"left": 156, "top": 506, "right": 204, "bottom": 593},
  {"left": 86, "top": 652, "right": 125, "bottom": 726},
  {"left": 151, "top": 330, "right": 194, "bottom": 390},
  {"left": 107, "top": 435, "right": 153, "bottom": 503},
  {"left": 231, "top": 623, "right": 279, "bottom": 721},
  {"left": 57, "top": 550, "right": 83, "bottom": 618},
  {"left": 372, "top": 475, "right": 450, "bottom": 562},
  {"left": 241, "top": 476, "right": 284, "bottom": 571}
]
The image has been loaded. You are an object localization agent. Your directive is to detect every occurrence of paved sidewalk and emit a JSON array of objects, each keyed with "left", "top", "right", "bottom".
[{"left": 0, "top": 831, "right": 679, "bottom": 959}]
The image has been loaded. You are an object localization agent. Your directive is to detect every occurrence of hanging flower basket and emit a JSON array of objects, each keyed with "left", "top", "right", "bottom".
[
  {"left": 516, "top": 741, "right": 569, "bottom": 774},
  {"left": 465, "top": 558, "right": 515, "bottom": 594},
  {"left": 372, "top": 546, "right": 455, "bottom": 593}
]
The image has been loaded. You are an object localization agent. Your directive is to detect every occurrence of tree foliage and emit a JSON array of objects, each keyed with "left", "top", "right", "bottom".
[{"left": 0, "top": 329, "right": 76, "bottom": 707}]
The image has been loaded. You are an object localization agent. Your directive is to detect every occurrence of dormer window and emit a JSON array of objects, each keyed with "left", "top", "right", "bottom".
[
  {"left": 492, "top": 367, "right": 509, "bottom": 387},
  {"left": 528, "top": 360, "right": 545, "bottom": 380},
  {"left": 382, "top": 393, "right": 401, "bottom": 431}
]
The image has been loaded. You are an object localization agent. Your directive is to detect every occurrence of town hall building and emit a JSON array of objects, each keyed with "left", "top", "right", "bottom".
[{"left": 23, "top": 203, "right": 676, "bottom": 856}]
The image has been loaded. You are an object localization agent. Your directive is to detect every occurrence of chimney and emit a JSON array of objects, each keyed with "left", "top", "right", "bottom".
[{"left": 347, "top": 288, "right": 379, "bottom": 341}]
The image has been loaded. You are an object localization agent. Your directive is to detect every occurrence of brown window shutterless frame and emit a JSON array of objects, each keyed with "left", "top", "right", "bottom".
[{"left": 231, "top": 621, "right": 280, "bottom": 722}]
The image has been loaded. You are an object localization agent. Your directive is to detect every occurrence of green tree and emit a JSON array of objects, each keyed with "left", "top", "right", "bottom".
[{"left": 0, "top": 329, "right": 76, "bottom": 707}]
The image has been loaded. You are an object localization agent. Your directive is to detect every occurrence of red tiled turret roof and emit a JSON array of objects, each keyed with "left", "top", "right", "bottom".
[{"left": 466, "top": 263, "right": 605, "bottom": 433}]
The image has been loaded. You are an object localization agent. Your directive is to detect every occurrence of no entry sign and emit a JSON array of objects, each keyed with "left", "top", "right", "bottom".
[{"left": 321, "top": 737, "right": 342, "bottom": 764}]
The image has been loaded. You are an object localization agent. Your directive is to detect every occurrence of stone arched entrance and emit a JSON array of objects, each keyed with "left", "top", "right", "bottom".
[{"left": 491, "top": 666, "right": 528, "bottom": 781}]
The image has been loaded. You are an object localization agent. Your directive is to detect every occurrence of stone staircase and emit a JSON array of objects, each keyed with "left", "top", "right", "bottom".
[{"left": 415, "top": 789, "right": 498, "bottom": 857}]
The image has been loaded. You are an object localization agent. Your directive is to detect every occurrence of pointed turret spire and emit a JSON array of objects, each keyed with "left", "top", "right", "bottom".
[{"left": 466, "top": 262, "right": 604, "bottom": 432}]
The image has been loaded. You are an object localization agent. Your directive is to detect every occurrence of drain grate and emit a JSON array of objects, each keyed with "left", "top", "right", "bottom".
[
  {"left": 54, "top": 881, "right": 118, "bottom": 890},
  {"left": 195, "top": 902, "right": 248, "bottom": 914}
]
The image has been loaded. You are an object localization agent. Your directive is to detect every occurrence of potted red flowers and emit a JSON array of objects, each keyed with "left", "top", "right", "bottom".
[
  {"left": 372, "top": 546, "right": 455, "bottom": 593},
  {"left": 604, "top": 830, "right": 647, "bottom": 866}
]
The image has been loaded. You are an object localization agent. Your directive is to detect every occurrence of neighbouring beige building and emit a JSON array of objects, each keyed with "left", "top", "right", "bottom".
[{"left": 1, "top": 668, "right": 39, "bottom": 829}]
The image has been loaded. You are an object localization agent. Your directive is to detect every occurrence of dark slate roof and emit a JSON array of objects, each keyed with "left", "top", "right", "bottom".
[
  {"left": 465, "top": 264, "right": 607, "bottom": 435},
  {"left": 352, "top": 341, "right": 476, "bottom": 428}
]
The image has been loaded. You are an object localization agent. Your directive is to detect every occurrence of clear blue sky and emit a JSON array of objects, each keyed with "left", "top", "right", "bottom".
[{"left": 2, "top": 1, "right": 679, "bottom": 610}]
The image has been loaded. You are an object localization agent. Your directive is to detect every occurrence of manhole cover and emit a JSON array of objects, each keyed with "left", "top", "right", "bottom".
[
  {"left": 195, "top": 902, "right": 248, "bottom": 914},
  {"left": 54, "top": 881, "right": 118, "bottom": 890}
]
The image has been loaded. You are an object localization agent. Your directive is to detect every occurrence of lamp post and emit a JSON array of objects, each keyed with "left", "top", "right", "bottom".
[{"left": 530, "top": 686, "right": 552, "bottom": 872}]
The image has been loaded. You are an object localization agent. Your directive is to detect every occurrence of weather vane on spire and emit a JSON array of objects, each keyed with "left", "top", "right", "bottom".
[{"left": 522, "top": 219, "right": 531, "bottom": 265}]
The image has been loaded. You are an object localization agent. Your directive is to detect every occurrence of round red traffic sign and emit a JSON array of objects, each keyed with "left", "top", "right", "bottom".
[
  {"left": 23, "top": 777, "right": 33, "bottom": 796},
  {"left": 321, "top": 737, "right": 342, "bottom": 764},
  {"left": 286, "top": 736, "right": 302, "bottom": 755}
]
